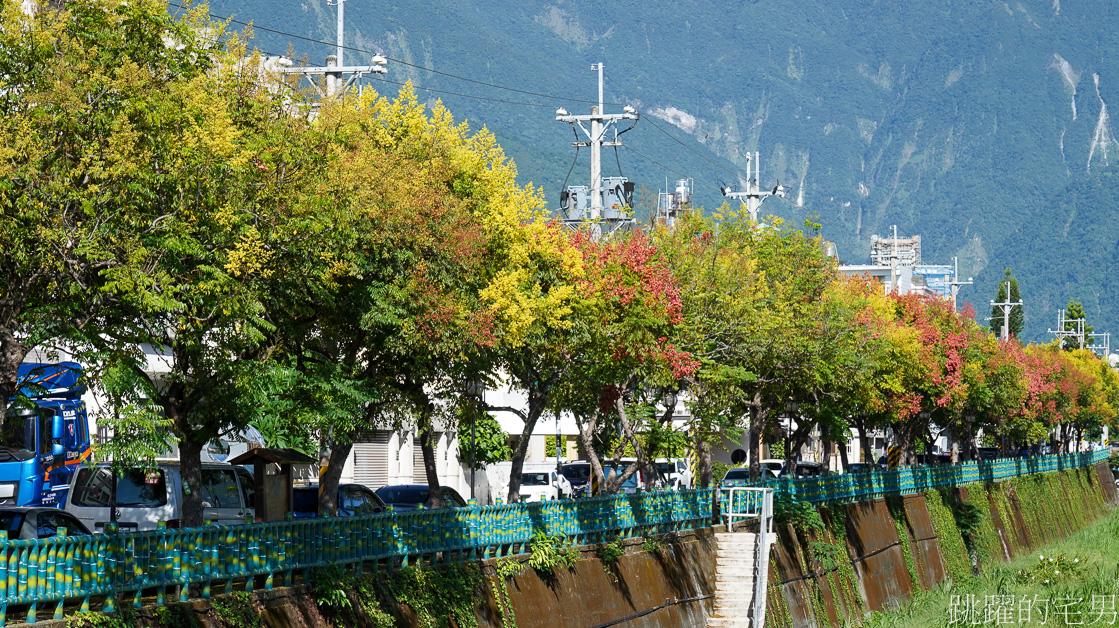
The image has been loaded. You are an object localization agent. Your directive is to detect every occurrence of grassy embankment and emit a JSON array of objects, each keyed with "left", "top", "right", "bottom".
[{"left": 866, "top": 503, "right": 1119, "bottom": 627}]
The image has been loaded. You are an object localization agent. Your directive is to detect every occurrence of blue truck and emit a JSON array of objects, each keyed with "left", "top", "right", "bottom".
[{"left": 0, "top": 362, "right": 93, "bottom": 507}]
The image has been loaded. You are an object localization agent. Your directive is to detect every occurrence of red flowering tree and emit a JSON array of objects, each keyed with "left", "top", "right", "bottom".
[{"left": 550, "top": 230, "right": 698, "bottom": 495}]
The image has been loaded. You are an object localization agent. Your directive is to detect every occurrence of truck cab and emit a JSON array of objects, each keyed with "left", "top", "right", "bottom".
[{"left": 0, "top": 363, "right": 92, "bottom": 507}]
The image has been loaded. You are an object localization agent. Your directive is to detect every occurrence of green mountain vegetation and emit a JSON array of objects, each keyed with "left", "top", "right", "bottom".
[{"left": 206, "top": 0, "right": 1119, "bottom": 343}]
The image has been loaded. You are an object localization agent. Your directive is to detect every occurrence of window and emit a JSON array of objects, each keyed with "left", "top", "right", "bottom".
[
  {"left": 115, "top": 469, "right": 168, "bottom": 507},
  {"left": 521, "top": 472, "right": 550, "bottom": 486},
  {"left": 71, "top": 467, "right": 114, "bottom": 507},
  {"left": 35, "top": 512, "right": 68, "bottom": 539},
  {"left": 200, "top": 469, "right": 241, "bottom": 509},
  {"left": 235, "top": 468, "right": 255, "bottom": 511},
  {"left": 0, "top": 415, "right": 34, "bottom": 453},
  {"left": 38, "top": 411, "right": 54, "bottom": 455},
  {"left": 0, "top": 512, "right": 25, "bottom": 538}
]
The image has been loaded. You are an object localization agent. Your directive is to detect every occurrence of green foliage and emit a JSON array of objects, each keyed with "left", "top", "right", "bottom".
[
  {"left": 66, "top": 609, "right": 138, "bottom": 628},
  {"left": 1015, "top": 552, "right": 1085, "bottom": 587},
  {"left": 493, "top": 557, "right": 525, "bottom": 628},
  {"left": 711, "top": 461, "right": 732, "bottom": 485},
  {"left": 596, "top": 539, "right": 626, "bottom": 582},
  {"left": 526, "top": 531, "right": 579, "bottom": 577},
  {"left": 458, "top": 407, "right": 513, "bottom": 469},
  {"left": 642, "top": 537, "right": 662, "bottom": 554},
  {"left": 1063, "top": 299, "right": 1095, "bottom": 350},
  {"left": 312, "top": 562, "right": 480, "bottom": 628},
  {"left": 210, "top": 592, "right": 261, "bottom": 628},
  {"left": 774, "top": 492, "right": 825, "bottom": 533},
  {"left": 923, "top": 489, "right": 973, "bottom": 583}
]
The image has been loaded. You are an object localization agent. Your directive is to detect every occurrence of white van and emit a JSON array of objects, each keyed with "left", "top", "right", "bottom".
[{"left": 63, "top": 462, "right": 255, "bottom": 532}]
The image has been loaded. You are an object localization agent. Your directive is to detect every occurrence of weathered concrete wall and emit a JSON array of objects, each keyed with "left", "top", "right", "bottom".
[
  {"left": 764, "top": 462, "right": 1116, "bottom": 628},
  {"left": 477, "top": 527, "right": 716, "bottom": 628}
]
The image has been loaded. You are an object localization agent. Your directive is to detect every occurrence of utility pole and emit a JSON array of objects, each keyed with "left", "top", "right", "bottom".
[
  {"left": 1047, "top": 308, "right": 1083, "bottom": 349},
  {"left": 721, "top": 153, "right": 787, "bottom": 222},
  {"left": 277, "top": 0, "right": 387, "bottom": 101},
  {"left": 990, "top": 281, "right": 1023, "bottom": 341},
  {"left": 949, "top": 256, "right": 973, "bottom": 312},
  {"left": 555, "top": 63, "right": 639, "bottom": 240}
]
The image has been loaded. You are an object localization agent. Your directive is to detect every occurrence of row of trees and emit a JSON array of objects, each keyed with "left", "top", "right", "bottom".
[{"left": 4, "top": 2, "right": 1117, "bottom": 526}]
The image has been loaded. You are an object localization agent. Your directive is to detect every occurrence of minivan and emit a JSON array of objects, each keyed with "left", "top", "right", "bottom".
[{"left": 64, "top": 462, "right": 255, "bottom": 532}]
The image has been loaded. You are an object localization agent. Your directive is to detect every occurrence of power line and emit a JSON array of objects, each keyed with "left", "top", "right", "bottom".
[
  {"left": 169, "top": 3, "right": 623, "bottom": 108},
  {"left": 621, "top": 145, "right": 723, "bottom": 196},
  {"left": 371, "top": 76, "right": 553, "bottom": 108},
  {"left": 343, "top": 5, "right": 566, "bottom": 68},
  {"left": 641, "top": 114, "right": 743, "bottom": 179}
]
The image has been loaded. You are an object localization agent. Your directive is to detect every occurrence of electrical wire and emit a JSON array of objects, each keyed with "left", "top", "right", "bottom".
[
  {"left": 168, "top": 2, "right": 625, "bottom": 107},
  {"left": 343, "top": 4, "right": 566, "bottom": 68},
  {"left": 614, "top": 145, "right": 624, "bottom": 177},
  {"left": 620, "top": 145, "right": 725, "bottom": 196},
  {"left": 371, "top": 76, "right": 553, "bottom": 107},
  {"left": 641, "top": 114, "right": 743, "bottom": 179}
]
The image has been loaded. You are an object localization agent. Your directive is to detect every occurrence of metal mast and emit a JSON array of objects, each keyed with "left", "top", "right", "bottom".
[
  {"left": 721, "top": 153, "right": 787, "bottom": 222},
  {"left": 990, "top": 281, "right": 1023, "bottom": 341},
  {"left": 948, "top": 256, "right": 973, "bottom": 313},
  {"left": 277, "top": 0, "right": 387, "bottom": 101},
  {"left": 555, "top": 63, "right": 639, "bottom": 239}
]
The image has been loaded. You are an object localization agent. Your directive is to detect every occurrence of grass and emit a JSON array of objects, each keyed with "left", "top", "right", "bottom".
[{"left": 864, "top": 505, "right": 1119, "bottom": 627}]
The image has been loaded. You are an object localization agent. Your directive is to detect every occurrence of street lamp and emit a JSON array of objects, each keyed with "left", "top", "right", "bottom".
[
  {"left": 965, "top": 414, "right": 976, "bottom": 461},
  {"left": 465, "top": 378, "right": 485, "bottom": 500},
  {"left": 783, "top": 400, "right": 799, "bottom": 470}
]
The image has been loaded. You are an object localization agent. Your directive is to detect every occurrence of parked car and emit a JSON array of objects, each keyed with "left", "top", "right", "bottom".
[
  {"left": 374, "top": 485, "right": 467, "bottom": 511},
  {"left": 759, "top": 459, "right": 785, "bottom": 479},
  {"left": 976, "top": 447, "right": 1000, "bottom": 461},
  {"left": 519, "top": 470, "right": 562, "bottom": 502},
  {"left": 291, "top": 484, "right": 387, "bottom": 519},
  {"left": 560, "top": 461, "right": 592, "bottom": 497},
  {"left": 0, "top": 507, "right": 92, "bottom": 540},
  {"left": 843, "top": 462, "right": 876, "bottom": 474},
  {"left": 654, "top": 458, "right": 692, "bottom": 490},
  {"left": 64, "top": 462, "right": 255, "bottom": 532},
  {"left": 788, "top": 462, "right": 824, "bottom": 478},
  {"left": 720, "top": 467, "right": 751, "bottom": 488}
]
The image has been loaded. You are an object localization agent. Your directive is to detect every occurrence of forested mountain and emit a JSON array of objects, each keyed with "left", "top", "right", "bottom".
[{"left": 207, "top": 0, "right": 1119, "bottom": 342}]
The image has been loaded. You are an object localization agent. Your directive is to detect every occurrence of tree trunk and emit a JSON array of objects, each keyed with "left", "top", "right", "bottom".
[
  {"left": 855, "top": 416, "right": 871, "bottom": 465},
  {"left": 0, "top": 327, "right": 29, "bottom": 432},
  {"left": 697, "top": 438, "right": 712, "bottom": 489},
  {"left": 747, "top": 414, "right": 762, "bottom": 481},
  {"left": 576, "top": 414, "right": 607, "bottom": 494},
  {"left": 506, "top": 397, "right": 545, "bottom": 504},
  {"left": 179, "top": 437, "right": 205, "bottom": 528},
  {"left": 837, "top": 436, "right": 849, "bottom": 470},
  {"left": 319, "top": 437, "right": 353, "bottom": 516},
  {"left": 418, "top": 422, "right": 443, "bottom": 508}
]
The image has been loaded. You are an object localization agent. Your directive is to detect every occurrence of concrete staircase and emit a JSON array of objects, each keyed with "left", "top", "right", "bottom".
[{"left": 706, "top": 531, "right": 775, "bottom": 628}]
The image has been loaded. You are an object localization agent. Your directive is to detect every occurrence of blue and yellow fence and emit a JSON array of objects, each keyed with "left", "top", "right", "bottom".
[
  {"left": 721, "top": 449, "right": 1108, "bottom": 506},
  {"left": 0, "top": 489, "right": 714, "bottom": 625}
]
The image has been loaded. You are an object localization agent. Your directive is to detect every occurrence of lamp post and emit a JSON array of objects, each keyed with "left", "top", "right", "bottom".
[
  {"left": 784, "top": 400, "right": 799, "bottom": 473},
  {"left": 965, "top": 414, "right": 976, "bottom": 461},
  {"left": 466, "top": 378, "right": 485, "bottom": 500}
]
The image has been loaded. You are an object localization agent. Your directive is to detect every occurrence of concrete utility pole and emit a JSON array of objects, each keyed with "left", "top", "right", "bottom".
[
  {"left": 555, "top": 63, "right": 639, "bottom": 239},
  {"left": 721, "top": 153, "right": 787, "bottom": 222},
  {"left": 1048, "top": 309, "right": 1093, "bottom": 350},
  {"left": 990, "top": 280, "right": 1023, "bottom": 341},
  {"left": 277, "top": 0, "right": 387, "bottom": 100},
  {"left": 948, "top": 256, "right": 973, "bottom": 313}
]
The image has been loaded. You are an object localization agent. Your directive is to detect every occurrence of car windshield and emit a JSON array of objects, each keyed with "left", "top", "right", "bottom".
[
  {"left": 656, "top": 462, "right": 673, "bottom": 476},
  {"left": 522, "top": 473, "right": 550, "bottom": 486},
  {"left": 723, "top": 468, "right": 749, "bottom": 480},
  {"left": 561, "top": 465, "right": 590, "bottom": 483},
  {"left": 292, "top": 488, "right": 318, "bottom": 514},
  {"left": 0, "top": 512, "right": 24, "bottom": 537},
  {"left": 376, "top": 486, "right": 429, "bottom": 505}
]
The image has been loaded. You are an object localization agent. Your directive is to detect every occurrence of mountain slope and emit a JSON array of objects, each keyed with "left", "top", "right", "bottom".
[{"left": 209, "top": 0, "right": 1119, "bottom": 343}]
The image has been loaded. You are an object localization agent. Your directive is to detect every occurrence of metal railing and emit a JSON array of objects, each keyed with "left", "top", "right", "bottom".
[
  {"left": 0, "top": 488, "right": 714, "bottom": 625},
  {"left": 714, "top": 487, "right": 775, "bottom": 628},
  {"left": 722, "top": 449, "right": 1108, "bottom": 505}
]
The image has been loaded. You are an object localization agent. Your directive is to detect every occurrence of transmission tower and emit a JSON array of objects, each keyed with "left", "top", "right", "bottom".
[
  {"left": 555, "top": 63, "right": 639, "bottom": 240},
  {"left": 276, "top": 0, "right": 387, "bottom": 102},
  {"left": 719, "top": 154, "right": 788, "bottom": 222},
  {"left": 989, "top": 280, "right": 1023, "bottom": 341},
  {"left": 1048, "top": 309, "right": 1086, "bottom": 349}
]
